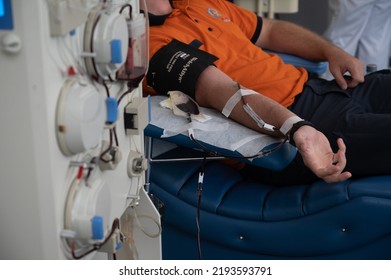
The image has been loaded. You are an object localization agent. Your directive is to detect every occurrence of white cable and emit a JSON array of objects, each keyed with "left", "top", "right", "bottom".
[
  {"left": 60, "top": 33, "right": 84, "bottom": 75},
  {"left": 127, "top": 198, "right": 162, "bottom": 239},
  {"left": 56, "top": 39, "right": 71, "bottom": 68}
]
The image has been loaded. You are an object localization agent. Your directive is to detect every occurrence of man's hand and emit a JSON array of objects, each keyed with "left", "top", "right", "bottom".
[
  {"left": 293, "top": 125, "right": 352, "bottom": 183},
  {"left": 327, "top": 47, "right": 365, "bottom": 90}
]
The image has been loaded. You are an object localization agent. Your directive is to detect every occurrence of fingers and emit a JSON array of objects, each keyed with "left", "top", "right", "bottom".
[
  {"left": 318, "top": 138, "right": 352, "bottom": 183},
  {"left": 316, "top": 164, "right": 350, "bottom": 183},
  {"left": 332, "top": 70, "right": 348, "bottom": 90},
  {"left": 334, "top": 73, "right": 364, "bottom": 90},
  {"left": 345, "top": 68, "right": 365, "bottom": 88},
  {"left": 323, "top": 170, "right": 352, "bottom": 183},
  {"left": 329, "top": 55, "right": 364, "bottom": 90},
  {"left": 297, "top": 127, "right": 352, "bottom": 183},
  {"left": 316, "top": 164, "right": 351, "bottom": 183}
]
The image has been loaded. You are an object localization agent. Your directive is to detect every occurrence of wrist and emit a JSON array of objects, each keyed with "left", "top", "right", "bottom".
[{"left": 288, "top": 120, "right": 318, "bottom": 147}]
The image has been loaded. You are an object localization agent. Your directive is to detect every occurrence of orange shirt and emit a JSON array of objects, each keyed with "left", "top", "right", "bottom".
[{"left": 146, "top": 0, "right": 308, "bottom": 108}]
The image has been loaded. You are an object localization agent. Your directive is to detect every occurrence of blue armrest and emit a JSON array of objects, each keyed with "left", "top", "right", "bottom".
[
  {"left": 144, "top": 96, "right": 297, "bottom": 171},
  {"left": 145, "top": 123, "right": 296, "bottom": 171}
]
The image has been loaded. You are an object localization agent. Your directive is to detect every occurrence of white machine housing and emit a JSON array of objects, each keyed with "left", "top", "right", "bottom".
[{"left": 0, "top": 0, "right": 161, "bottom": 260}]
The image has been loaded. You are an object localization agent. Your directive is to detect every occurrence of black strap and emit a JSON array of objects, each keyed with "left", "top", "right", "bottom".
[{"left": 289, "top": 121, "right": 317, "bottom": 147}]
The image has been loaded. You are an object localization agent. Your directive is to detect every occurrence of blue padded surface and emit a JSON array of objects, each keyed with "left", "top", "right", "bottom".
[
  {"left": 151, "top": 179, "right": 391, "bottom": 258},
  {"left": 150, "top": 152, "right": 391, "bottom": 259},
  {"left": 151, "top": 153, "right": 391, "bottom": 221},
  {"left": 160, "top": 224, "right": 391, "bottom": 260}
]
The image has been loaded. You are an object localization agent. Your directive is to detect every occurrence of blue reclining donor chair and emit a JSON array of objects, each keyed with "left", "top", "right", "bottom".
[{"left": 144, "top": 54, "right": 391, "bottom": 260}]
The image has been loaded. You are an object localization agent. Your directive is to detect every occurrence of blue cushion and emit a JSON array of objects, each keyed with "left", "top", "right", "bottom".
[{"left": 149, "top": 156, "right": 391, "bottom": 259}]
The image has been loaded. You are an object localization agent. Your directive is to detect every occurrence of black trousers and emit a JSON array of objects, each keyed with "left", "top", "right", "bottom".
[{"left": 242, "top": 70, "right": 391, "bottom": 186}]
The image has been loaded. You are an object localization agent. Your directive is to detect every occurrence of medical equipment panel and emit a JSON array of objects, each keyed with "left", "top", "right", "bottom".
[{"left": 0, "top": 0, "right": 160, "bottom": 260}]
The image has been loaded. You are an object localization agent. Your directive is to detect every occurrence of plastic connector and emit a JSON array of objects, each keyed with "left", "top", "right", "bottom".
[
  {"left": 98, "top": 228, "right": 123, "bottom": 254},
  {"left": 127, "top": 150, "right": 148, "bottom": 177},
  {"left": 60, "top": 229, "right": 77, "bottom": 239},
  {"left": 124, "top": 97, "right": 149, "bottom": 135},
  {"left": 99, "top": 140, "right": 122, "bottom": 171}
]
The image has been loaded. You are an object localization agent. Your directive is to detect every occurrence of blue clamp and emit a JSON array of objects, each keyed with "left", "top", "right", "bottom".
[
  {"left": 110, "top": 39, "right": 122, "bottom": 64},
  {"left": 91, "top": 216, "right": 104, "bottom": 240},
  {"left": 106, "top": 97, "right": 118, "bottom": 124},
  {"left": 115, "top": 242, "right": 123, "bottom": 252}
]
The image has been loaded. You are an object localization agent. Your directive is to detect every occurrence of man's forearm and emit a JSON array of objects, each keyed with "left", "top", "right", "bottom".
[
  {"left": 258, "top": 18, "right": 341, "bottom": 62},
  {"left": 258, "top": 18, "right": 364, "bottom": 89},
  {"left": 195, "top": 66, "right": 297, "bottom": 137}
]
